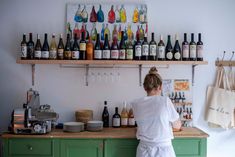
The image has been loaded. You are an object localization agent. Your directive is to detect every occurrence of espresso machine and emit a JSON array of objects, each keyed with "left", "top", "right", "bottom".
[{"left": 11, "top": 89, "right": 59, "bottom": 134}]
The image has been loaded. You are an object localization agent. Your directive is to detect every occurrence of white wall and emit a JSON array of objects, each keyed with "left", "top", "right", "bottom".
[{"left": 0, "top": 0, "right": 235, "bottom": 156}]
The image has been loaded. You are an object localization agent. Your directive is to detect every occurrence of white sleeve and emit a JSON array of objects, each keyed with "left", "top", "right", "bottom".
[{"left": 166, "top": 97, "right": 179, "bottom": 122}]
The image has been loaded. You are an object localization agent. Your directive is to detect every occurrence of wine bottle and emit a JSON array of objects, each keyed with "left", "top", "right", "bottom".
[
  {"left": 196, "top": 33, "right": 203, "bottom": 61},
  {"left": 80, "top": 32, "right": 86, "bottom": 60},
  {"left": 21, "top": 34, "right": 27, "bottom": 59},
  {"left": 142, "top": 35, "right": 149, "bottom": 60},
  {"left": 165, "top": 35, "right": 173, "bottom": 60},
  {"left": 121, "top": 102, "right": 128, "bottom": 128},
  {"left": 134, "top": 34, "right": 142, "bottom": 60},
  {"left": 149, "top": 33, "right": 157, "bottom": 60},
  {"left": 57, "top": 34, "right": 64, "bottom": 60},
  {"left": 128, "top": 107, "right": 135, "bottom": 127},
  {"left": 102, "top": 101, "right": 109, "bottom": 127},
  {"left": 86, "top": 36, "right": 94, "bottom": 60},
  {"left": 94, "top": 34, "right": 102, "bottom": 60},
  {"left": 41, "top": 33, "right": 49, "bottom": 60},
  {"left": 119, "top": 31, "right": 126, "bottom": 60},
  {"left": 102, "top": 34, "right": 110, "bottom": 60},
  {"left": 111, "top": 38, "right": 119, "bottom": 60},
  {"left": 34, "top": 34, "right": 42, "bottom": 59},
  {"left": 189, "top": 33, "right": 197, "bottom": 61},
  {"left": 49, "top": 34, "right": 57, "bottom": 60},
  {"left": 182, "top": 33, "right": 189, "bottom": 61},
  {"left": 27, "top": 33, "right": 34, "bottom": 59},
  {"left": 173, "top": 34, "right": 181, "bottom": 61},
  {"left": 158, "top": 35, "right": 165, "bottom": 61},
  {"left": 112, "top": 107, "right": 121, "bottom": 128},
  {"left": 72, "top": 34, "right": 80, "bottom": 60},
  {"left": 126, "top": 39, "right": 133, "bottom": 60},
  {"left": 64, "top": 34, "right": 72, "bottom": 60}
]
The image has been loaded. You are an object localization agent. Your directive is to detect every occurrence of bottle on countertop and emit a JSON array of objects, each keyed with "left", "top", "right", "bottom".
[
  {"left": 64, "top": 34, "right": 72, "bottom": 60},
  {"left": 102, "top": 101, "right": 109, "bottom": 127},
  {"left": 111, "top": 38, "right": 119, "bottom": 60},
  {"left": 21, "top": 33, "right": 27, "bottom": 59},
  {"left": 196, "top": 33, "right": 203, "bottom": 61},
  {"left": 94, "top": 33, "right": 102, "bottom": 60},
  {"left": 86, "top": 36, "right": 94, "bottom": 60},
  {"left": 142, "top": 34, "right": 149, "bottom": 60},
  {"left": 182, "top": 33, "right": 189, "bottom": 61},
  {"left": 128, "top": 106, "right": 135, "bottom": 127},
  {"left": 165, "top": 35, "right": 173, "bottom": 60},
  {"left": 49, "top": 34, "right": 57, "bottom": 60},
  {"left": 149, "top": 32, "right": 157, "bottom": 60},
  {"left": 27, "top": 33, "right": 34, "bottom": 59},
  {"left": 72, "top": 34, "right": 80, "bottom": 60},
  {"left": 134, "top": 34, "right": 142, "bottom": 60},
  {"left": 119, "top": 31, "right": 126, "bottom": 60},
  {"left": 112, "top": 107, "right": 121, "bottom": 128},
  {"left": 57, "top": 34, "right": 64, "bottom": 60},
  {"left": 158, "top": 35, "right": 165, "bottom": 61},
  {"left": 102, "top": 34, "right": 111, "bottom": 60},
  {"left": 126, "top": 38, "right": 134, "bottom": 60},
  {"left": 41, "top": 33, "right": 49, "bottom": 60},
  {"left": 34, "top": 34, "right": 42, "bottom": 59},
  {"left": 189, "top": 33, "right": 197, "bottom": 61},
  {"left": 173, "top": 34, "right": 181, "bottom": 61},
  {"left": 79, "top": 32, "right": 86, "bottom": 60},
  {"left": 121, "top": 101, "right": 128, "bottom": 127}
]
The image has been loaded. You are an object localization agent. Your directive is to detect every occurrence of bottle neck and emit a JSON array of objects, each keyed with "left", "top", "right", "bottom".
[
  {"left": 151, "top": 33, "right": 154, "bottom": 41},
  {"left": 29, "top": 33, "right": 33, "bottom": 41},
  {"left": 44, "top": 34, "right": 48, "bottom": 42},
  {"left": 167, "top": 36, "right": 171, "bottom": 43},
  {"left": 191, "top": 34, "right": 194, "bottom": 42},
  {"left": 115, "top": 108, "right": 118, "bottom": 114},
  {"left": 23, "top": 34, "right": 26, "bottom": 42},
  {"left": 198, "top": 33, "right": 201, "bottom": 42},
  {"left": 184, "top": 33, "right": 187, "bottom": 41}
]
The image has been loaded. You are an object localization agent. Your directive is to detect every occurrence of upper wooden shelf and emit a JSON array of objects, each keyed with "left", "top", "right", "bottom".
[{"left": 16, "top": 59, "right": 208, "bottom": 65}]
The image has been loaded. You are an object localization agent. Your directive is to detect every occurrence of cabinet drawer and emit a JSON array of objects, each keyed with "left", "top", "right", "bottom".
[
  {"left": 9, "top": 138, "right": 53, "bottom": 156},
  {"left": 172, "top": 138, "right": 206, "bottom": 157}
]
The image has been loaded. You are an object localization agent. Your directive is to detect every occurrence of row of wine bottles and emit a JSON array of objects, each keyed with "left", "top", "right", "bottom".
[
  {"left": 20, "top": 32, "right": 203, "bottom": 61},
  {"left": 102, "top": 101, "right": 135, "bottom": 128}
]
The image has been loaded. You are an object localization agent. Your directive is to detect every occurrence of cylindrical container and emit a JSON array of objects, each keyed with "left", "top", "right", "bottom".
[{"left": 75, "top": 110, "right": 93, "bottom": 124}]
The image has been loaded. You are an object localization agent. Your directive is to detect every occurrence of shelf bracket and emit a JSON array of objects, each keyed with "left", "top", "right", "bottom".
[
  {"left": 32, "top": 64, "right": 35, "bottom": 86},
  {"left": 139, "top": 64, "right": 142, "bottom": 86},
  {"left": 85, "top": 64, "right": 89, "bottom": 86},
  {"left": 192, "top": 64, "right": 197, "bottom": 86}
]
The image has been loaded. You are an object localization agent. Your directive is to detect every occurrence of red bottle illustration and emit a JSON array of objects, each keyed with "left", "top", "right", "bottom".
[
  {"left": 108, "top": 5, "right": 115, "bottom": 24},
  {"left": 90, "top": 6, "right": 97, "bottom": 22}
]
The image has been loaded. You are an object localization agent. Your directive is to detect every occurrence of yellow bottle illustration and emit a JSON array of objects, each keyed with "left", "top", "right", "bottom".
[
  {"left": 120, "top": 5, "right": 126, "bottom": 23},
  {"left": 127, "top": 24, "right": 133, "bottom": 40},
  {"left": 132, "top": 7, "right": 139, "bottom": 23}
]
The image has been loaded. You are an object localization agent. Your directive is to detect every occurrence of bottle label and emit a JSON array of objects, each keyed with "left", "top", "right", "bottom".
[
  {"left": 197, "top": 45, "right": 203, "bottom": 58},
  {"left": 166, "top": 52, "right": 173, "bottom": 60},
  {"left": 135, "top": 45, "right": 142, "bottom": 57},
  {"left": 49, "top": 50, "right": 57, "bottom": 59},
  {"left": 21, "top": 45, "right": 27, "bottom": 58},
  {"left": 102, "top": 50, "right": 111, "bottom": 59},
  {"left": 41, "top": 51, "right": 49, "bottom": 58},
  {"left": 80, "top": 43, "right": 86, "bottom": 51},
  {"left": 158, "top": 46, "right": 165, "bottom": 59},
  {"left": 94, "top": 50, "right": 102, "bottom": 59},
  {"left": 64, "top": 51, "right": 72, "bottom": 58},
  {"left": 119, "top": 49, "right": 126, "bottom": 59},
  {"left": 190, "top": 45, "right": 196, "bottom": 58},
  {"left": 113, "top": 118, "right": 120, "bottom": 127},
  {"left": 34, "top": 50, "right": 41, "bottom": 58},
  {"left": 126, "top": 49, "right": 133, "bottom": 60},
  {"left": 28, "top": 45, "right": 34, "bottom": 56},
  {"left": 111, "top": 49, "right": 119, "bottom": 59},
  {"left": 174, "top": 52, "right": 181, "bottom": 60},
  {"left": 128, "top": 118, "right": 135, "bottom": 126},
  {"left": 72, "top": 50, "right": 79, "bottom": 59},
  {"left": 57, "top": 49, "right": 64, "bottom": 58},
  {"left": 142, "top": 45, "right": 149, "bottom": 56},
  {"left": 121, "top": 118, "right": 128, "bottom": 126},
  {"left": 182, "top": 45, "right": 189, "bottom": 58},
  {"left": 149, "top": 45, "right": 156, "bottom": 56}
]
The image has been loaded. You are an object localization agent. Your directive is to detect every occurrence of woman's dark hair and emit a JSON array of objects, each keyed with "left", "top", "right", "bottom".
[{"left": 143, "top": 67, "right": 162, "bottom": 92}]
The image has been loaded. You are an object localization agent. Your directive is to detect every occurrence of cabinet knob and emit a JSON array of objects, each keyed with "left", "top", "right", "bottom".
[{"left": 28, "top": 146, "right": 33, "bottom": 151}]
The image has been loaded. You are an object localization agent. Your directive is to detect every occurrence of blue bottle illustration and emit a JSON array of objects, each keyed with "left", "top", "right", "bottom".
[{"left": 97, "top": 5, "right": 104, "bottom": 23}]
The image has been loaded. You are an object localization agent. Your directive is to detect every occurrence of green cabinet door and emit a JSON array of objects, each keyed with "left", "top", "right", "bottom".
[
  {"left": 104, "top": 139, "right": 138, "bottom": 157},
  {"left": 60, "top": 139, "right": 103, "bottom": 157},
  {"left": 172, "top": 138, "right": 207, "bottom": 157}
]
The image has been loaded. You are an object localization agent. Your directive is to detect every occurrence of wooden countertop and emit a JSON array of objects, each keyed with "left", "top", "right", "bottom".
[{"left": 1, "top": 127, "right": 208, "bottom": 139}]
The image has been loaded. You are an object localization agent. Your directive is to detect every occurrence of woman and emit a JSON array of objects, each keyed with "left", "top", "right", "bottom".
[{"left": 131, "top": 67, "right": 181, "bottom": 157}]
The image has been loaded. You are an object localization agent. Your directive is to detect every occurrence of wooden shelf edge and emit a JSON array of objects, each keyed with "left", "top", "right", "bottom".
[
  {"left": 215, "top": 60, "right": 235, "bottom": 66},
  {"left": 16, "top": 59, "right": 208, "bottom": 65}
]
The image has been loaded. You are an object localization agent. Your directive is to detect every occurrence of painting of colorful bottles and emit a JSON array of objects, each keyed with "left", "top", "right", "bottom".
[{"left": 67, "top": 3, "right": 148, "bottom": 42}]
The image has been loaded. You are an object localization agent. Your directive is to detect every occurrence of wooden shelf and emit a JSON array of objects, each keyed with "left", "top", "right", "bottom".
[
  {"left": 16, "top": 59, "right": 208, "bottom": 65},
  {"left": 215, "top": 60, "right": 235, "bottom": 66}
]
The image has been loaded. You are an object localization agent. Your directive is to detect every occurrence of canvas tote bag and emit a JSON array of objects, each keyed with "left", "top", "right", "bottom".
[{"left": 205, "top": 67, "right": 235, "bottom": 128}]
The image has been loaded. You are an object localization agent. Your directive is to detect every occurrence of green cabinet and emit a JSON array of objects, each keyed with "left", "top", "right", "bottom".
[{"left": 60, "top": 139, "right": 103, "bottom": 157}]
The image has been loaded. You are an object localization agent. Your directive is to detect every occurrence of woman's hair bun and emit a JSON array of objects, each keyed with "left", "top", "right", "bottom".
[{"left": 149, "top": 67, "right": 158, "bottom": 75}]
